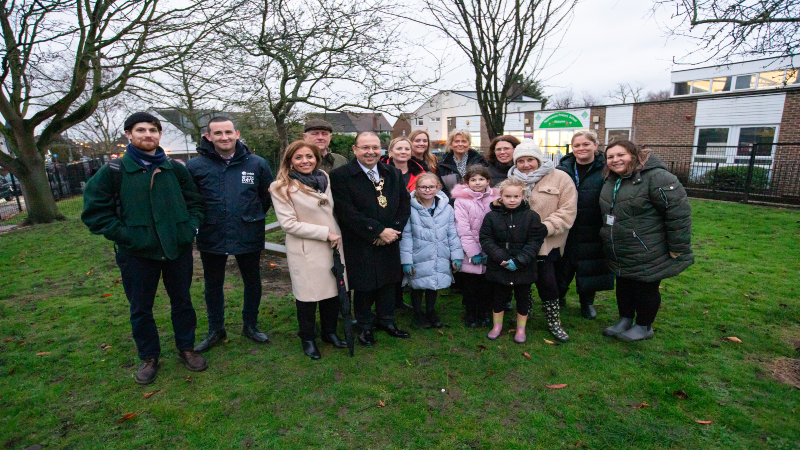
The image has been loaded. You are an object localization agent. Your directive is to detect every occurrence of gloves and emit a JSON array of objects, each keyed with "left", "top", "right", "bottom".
[
  {"left": 452, "top": 259, "right": 463, "bottom": 271},
  {"left": 403, "top": 264, "right": 415, "bottom": 275},
  {"left": 505, "top": 259, "right": 517, "bottom": 271},
  {"left": 470, "top": 255, "right": 483, "bottom": 265}
]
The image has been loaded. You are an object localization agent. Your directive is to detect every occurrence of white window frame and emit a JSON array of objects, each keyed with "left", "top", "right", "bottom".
[
  {"left": 605, "top": 128, "right": 631, "bottom": 143},
  {"left": 429, "top": 117, "right": 441, "bottom": 123},
  {"left": 415, "top": 117, "right": 424, "bottom": 126},
  {"left": 692, "top": 125, "right": 780, "bottom": 165}
]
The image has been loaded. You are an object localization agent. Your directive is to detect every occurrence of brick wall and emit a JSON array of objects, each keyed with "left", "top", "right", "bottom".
[
  {"left": 391, "top": 117, "right": 411, "bottom": 139},
  {"left": 590, "top": 107, "right": 606, "bottom": 145},
  {"left": 775, "top": 90, "right": 800, "bottom": 165},
  {"left": 631, "top": 99, "right": 697, "bottom": 164}
]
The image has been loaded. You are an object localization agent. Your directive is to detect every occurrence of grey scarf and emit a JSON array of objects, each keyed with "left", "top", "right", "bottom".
[
  {"left": 455, "top": 153, "right": 469, "bottom": 178},
  {"left": 508, "top": 159, "right": 555, "bottom": 196}
]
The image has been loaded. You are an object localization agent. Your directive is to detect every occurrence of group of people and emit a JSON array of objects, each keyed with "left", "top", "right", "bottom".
[{"left": 82, "top": 112, "right": 693, "bottom": 384}]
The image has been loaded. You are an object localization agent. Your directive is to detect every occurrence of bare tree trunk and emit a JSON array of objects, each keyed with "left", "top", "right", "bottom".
[
  {"left": 14, "top": 145, "right": 63, "bottom": 224},
  {"left": 275, "top": 119, "right": 290, "bottom": 157}
]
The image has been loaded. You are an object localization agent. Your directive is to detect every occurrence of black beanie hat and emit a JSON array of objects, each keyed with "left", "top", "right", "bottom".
[{"left": 124, "top": 112, "right": 162, "bottom": 132}]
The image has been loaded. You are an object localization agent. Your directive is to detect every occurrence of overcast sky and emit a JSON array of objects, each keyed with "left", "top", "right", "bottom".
[{"left": 406, "top": 0, "right": 712, "bottom": 110}]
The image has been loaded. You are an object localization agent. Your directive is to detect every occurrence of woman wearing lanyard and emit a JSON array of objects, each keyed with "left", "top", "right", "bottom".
[
  {"left": 270, "top": 141, "right": 348, "bottom": 359},
  {"left": 599, "top": 140, "right": 693, "bottom": 342},
  {"left": 555, "top": 131, "right": 615, "bottom": 319}
]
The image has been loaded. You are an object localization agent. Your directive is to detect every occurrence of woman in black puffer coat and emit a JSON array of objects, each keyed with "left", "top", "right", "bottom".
[
  {"left": 599, "top": 140, "right": 693, "bottom": 342},
  {"left": 486, "top": 135, "right": 520, "bottom": 186},
  {"left": 555, "top": 131, "right": 615, "bottom": 320},
  {"left": 480, "top": 178, "right": 548, "bottom": 344}
]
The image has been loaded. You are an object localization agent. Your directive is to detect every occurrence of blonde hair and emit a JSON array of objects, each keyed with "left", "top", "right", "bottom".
[
  {"left": 496, "top": 177, "right": 526, "bottom": 196},
  {"left": 445, "top": 128, "right": 472, "bottom": 153},
  {"left": 571, "top": 130, "right": 599, "bottom": 146},
  {"left": 408, "top": 129, "right": 437, "bottom": 173},
  {"left": 413, "top": 173, "right": 441, "bottom": 202},
  {"left": 272, "top": 140, "right": 321, "bottom": 200}
]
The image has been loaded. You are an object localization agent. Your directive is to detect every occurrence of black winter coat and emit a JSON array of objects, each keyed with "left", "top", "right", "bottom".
[
  {"left": 480, "top": 200, "right": 548, "bottom": 286},
  {"left": 486, "top": 159, "right": 513, "bottom": 187},
  {"left": 599, "top": 154, "right": 694, "bottom": 282},
  {"left": 186, "top": 137, "right": 273, "bottom": 255},
  {"left": 330, "top": 159, "right": 411, "bottom": 291},
  {"left": 437, "top": 149, "right": 487, "bottom": 203},
  {"left": 556, "top": 153, "right": 615, "bottom": 293}
]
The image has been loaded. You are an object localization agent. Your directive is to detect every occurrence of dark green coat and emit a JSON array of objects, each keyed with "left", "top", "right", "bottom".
[
  {"left": 598, "top": 154, "right": 693, "bottom": 282},
  {"left": 82, "top": 153, "right": 205, "bottom": 261}
]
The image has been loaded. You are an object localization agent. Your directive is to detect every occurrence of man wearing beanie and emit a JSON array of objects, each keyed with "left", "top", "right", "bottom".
[
  {"left": 303, "top": 118, "right": 347, "bottom": 173},
  {"left": 187, "top": 116, "right": 274, "bottom": 353},
  {"left": 82, "top": 111, "right": 208, "bottom": 384}
]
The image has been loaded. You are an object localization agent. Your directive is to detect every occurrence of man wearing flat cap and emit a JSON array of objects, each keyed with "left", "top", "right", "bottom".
[
  {"left": 303, "top": 118, "right": 348, "bottom": 173},
  {"left": 82, "top": 112, "right": 207, "bottom": 385}
]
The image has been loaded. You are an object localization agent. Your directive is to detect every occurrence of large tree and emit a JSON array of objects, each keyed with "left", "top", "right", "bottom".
[
  {"left": 655, "top": 0, "right": 800, "bottom": 62},
  {"left": 221, "top": 0, "right": 439, "bottom": 151},
  {"left": 420, "top": 0, "right": 577, "bottom": 139},
  {"left": 0, "top": 0, "right": 219, "bottom": 224}
]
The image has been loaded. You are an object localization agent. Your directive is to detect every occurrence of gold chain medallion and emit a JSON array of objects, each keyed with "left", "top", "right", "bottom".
[{"left": 373, "top": 178, "right": 387, "bottom": 208}]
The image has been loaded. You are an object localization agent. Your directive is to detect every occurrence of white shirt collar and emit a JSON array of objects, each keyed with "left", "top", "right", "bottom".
[{"left": 357, "top": 160, "right": 379, "bottom": 177}]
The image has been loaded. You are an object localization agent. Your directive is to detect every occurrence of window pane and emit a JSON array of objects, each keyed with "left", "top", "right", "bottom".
[
  {"left": 691, "top": 80, "right": 710, "bottom": 94},
  {"left": 757, "top": 71, "right": 784, "bottom": 88},
  {"left": 533, "top": 130, "right": 545, "bottom": 148},
  {"left": 674, "top": 82, "right": 690, "bottom": 95},
  {"left": 786, "top": 69, "right": 799, "bottom": 84},
  {"left": 607, "top": 129, "right": 630, "bottom": 143},
  {"left": 696, "top": 128, "right": 729, "bottom": 158},
  {"left": 735, "top": 75, "right": 754, "bottom": 89},
  {"left": 737, "top": 127, "right": 776, "bottom": 157},
  {"left": 711, "top": 77, "right": 732, "bottom": 92}
]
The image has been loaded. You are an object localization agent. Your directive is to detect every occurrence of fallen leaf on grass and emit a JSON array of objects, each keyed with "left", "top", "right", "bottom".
[
  {"left": 725, "top": 337, "right": 742, "bottom": 343},
  {"left": 36, "top": 352, "right": 50, "bottom": 356},
  {"left": 477, "top": 344, "right": 488, "bottom": 351},
  {"left": 702, "top": 310, "right": 708, "bottom": 315},
  {"left": 632, "top": 402, "right": 650, "bottom": 409},
  {"left": 103, "top": 345, "right": 112, "bottom": 350},
  {"left": 101, "top": 294, "right": 112, "bottom": 298},
  {"left": 544, "top": 339, "right": 556, "bottom": 345},
  {"left": 437, "top": 329, "right": 444, "bottom": 335},
  {"left": 223, "top": 339, "right": 229, "bottom": 343},
  {"left": 86, "top": 267, "right": 94, "bottom": 275},
  {"left": 779, "top": 303, "right": 788, "bottom": 308},
  {"left": 484, "top": 370, "right": 495, "bottom": 379},
  {"left": 378, "top": 400, "right": 386, "bottom": 407},
  {"left": 546, "top": 384, "right": 567, "bottom": 389},
  {"left": 497, "top": 346, "right": 501, "bottom": 349},
  {"left": 672, "top": 390, "right": 689, "bottom": 400},
  {"left": 268, "top": 263, "right": 277, "bottom": 268},
  {"left": 185, "top": 375, "right": 192, "bottom": 383},
  {"left": 144, "top": 390, "right": 159, "bottom": 399},
  {"left": 8, "top": 369, "right": 14, "bottom": 375},
  {"left": 685, "top": 362, "right": 694, "bottom": 367},
  {"left": 658, "top": 286, "right": 664, "bottom": 290},
  {"left": 683, "top": 290, "right": 689, "bottom": 295},
  {"left": 118, "top": 413, "right": 136, "bottom": 423},
  {"left": 523, "top": 352, "right": 531, "bottom": 359},
  {"left": 748, "top": 271, "right": 755, "bottom": 274},
  {"left": 17, "top": 341, "right": 24, "bottom": 346},
  {"left": 695, "top": 420, "right": 713, "bottom": 425},
  {"left": 718, "top": 402, "right": 727, "bottom": 406},
  {"left": 3, "top": 338, "right": 10, "bottom": 342}
]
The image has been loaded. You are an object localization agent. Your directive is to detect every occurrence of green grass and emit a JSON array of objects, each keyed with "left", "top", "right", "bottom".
[{"left": 1, "top": 200, "right": 798, "bottom": 449}]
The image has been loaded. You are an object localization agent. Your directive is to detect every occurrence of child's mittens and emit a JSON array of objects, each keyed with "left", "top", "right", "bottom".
[
  {"left": 403, "top": 264, "right": 415, "bottom": 276},
  {"left": 452, "top": 259, "right": 463, "bottom": 271},
  {"left": 470, "top": 254, "right": 483, "bottom": 265},
  {"left": 504, "top": 259, "right": 518, "bottom": 271}
]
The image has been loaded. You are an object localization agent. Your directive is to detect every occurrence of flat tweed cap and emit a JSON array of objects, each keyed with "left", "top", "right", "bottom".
[{"left": 304, "top": 119, "right": 333, "bottom": 133}]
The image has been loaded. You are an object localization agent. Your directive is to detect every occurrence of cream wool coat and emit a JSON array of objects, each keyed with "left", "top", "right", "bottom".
[
  {"left": 269, "top": 174, "right": 347, "bottom": 302},
  {"left": 527, "top": 169, "right": 578, "bottom": 256}
]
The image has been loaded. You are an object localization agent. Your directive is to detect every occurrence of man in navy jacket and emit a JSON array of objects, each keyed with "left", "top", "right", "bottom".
[{"left": 186, "top": 117, "right": 274, "bottom": 352}]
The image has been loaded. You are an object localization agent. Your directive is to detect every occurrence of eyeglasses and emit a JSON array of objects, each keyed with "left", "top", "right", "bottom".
[
  {"left": 356, "top": 146, "right": 381, "bottom": 152},
  {"left": 417, "top": 186, "right": 437, "bottom": 191},
  {"left": 495, "top": 147, "right": 514, "bottom": 153}
]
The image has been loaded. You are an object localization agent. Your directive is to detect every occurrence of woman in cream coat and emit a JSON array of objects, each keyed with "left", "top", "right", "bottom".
[
  {"left": 269, "top": 140, "right": 348, "bottom": 360},
  {"left": 508, "top": 139, "right": 577, "bottom": 342}
]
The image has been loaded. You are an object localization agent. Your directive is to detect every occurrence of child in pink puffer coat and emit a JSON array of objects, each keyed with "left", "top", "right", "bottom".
[{"left": 453, "top": 165, "right": 500, "bottom": 328}]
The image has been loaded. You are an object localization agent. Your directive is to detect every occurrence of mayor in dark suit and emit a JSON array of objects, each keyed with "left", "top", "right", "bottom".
[{"left": 330, "top": 132, "right": 412, "bottom": 345}]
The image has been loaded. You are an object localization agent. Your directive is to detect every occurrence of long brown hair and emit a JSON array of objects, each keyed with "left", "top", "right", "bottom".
[
  {"left": 408, "top": 129, "right": 437, "bottom": 173},
  {"left": 486, "top": 135, "right": 521, "bottom": 163},
  {"left": 272, "top": 140, "right": 322, "bottom": 200},
  {"left": 603, "top": 140, "right": 651, "bottom": 179}
]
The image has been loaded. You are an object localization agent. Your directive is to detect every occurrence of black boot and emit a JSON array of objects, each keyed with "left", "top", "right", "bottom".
[
  {"left": 412, "top": 311, "right": 431, "bottom": 329},
  {"left": 321, "top": 333, "right": 348, "bottom": 349},
  {"left": 301, "top": 340, "right": 321, "bottom": 360},
  {"left": 427, "top": 310, "right": 443, "bottom": 328},
  {"left": 558, "top": 296, "right": 567, "bottom": 308},
  {"left": 243, "top": 324, "right": 270, "bottom": 343},
  {"left": 580, "top": 302, "right": 597, "bottom": 320},
  {"left": 194, "top": 329, "right": 227, "bottom": 353}
]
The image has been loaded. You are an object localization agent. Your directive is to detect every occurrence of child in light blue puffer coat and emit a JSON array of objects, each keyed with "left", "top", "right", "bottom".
[{"left": 399, "top": 173, "right": 464, "bottom": 329}]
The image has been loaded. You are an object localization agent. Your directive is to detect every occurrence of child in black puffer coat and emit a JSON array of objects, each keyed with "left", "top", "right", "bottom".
[{"left": 479, "top": 178, "right": 548, "bottom": 343}]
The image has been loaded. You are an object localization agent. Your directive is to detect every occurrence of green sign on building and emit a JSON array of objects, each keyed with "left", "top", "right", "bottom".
[{"left": 534, "top": 109, "right": 590, "bottom": 129}]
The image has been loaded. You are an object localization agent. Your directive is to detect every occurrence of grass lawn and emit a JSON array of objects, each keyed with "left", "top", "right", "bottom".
[{"left": 1, "top": 199, "right": 799, "bottom": 449}]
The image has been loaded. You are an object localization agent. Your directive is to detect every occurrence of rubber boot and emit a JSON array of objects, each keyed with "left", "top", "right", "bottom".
[
  {"left": 543, "top": 299, "right": 569, "bottom": 343},
  {"left": 579, "top": 292, "right": 596, "bottom": 320},
  {"left": 602, "top": 317, "right": 634, "bottom": 337},
  {"left": 514, "top": 314, "right": 527, "bottom": 343},
  {"left": 616, "top": 324, "right": 654, "bottom": 342},
  {"left": 487, "top": 312, "right": 504, "bottom": 340}
]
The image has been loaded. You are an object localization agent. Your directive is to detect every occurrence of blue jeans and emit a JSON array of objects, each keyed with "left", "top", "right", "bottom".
[
  {"left": 199, "top": 250, "right": 263, "bottom": 332},
  {"left": 116, "top": 249, "right": 197, "bottom": 360}
]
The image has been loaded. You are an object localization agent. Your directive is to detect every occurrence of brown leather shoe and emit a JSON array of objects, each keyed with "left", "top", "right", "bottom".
[
  {"left": 135, "top": 358, "right": 159, "bottom": 384},
  {"left": 177, "top": 350, "right": 208, "bottom": 372}
]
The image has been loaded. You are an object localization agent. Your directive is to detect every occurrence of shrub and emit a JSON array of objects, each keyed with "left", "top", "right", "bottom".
[{"left": 700, "top": 165, "right": 771, "bottom": 190}]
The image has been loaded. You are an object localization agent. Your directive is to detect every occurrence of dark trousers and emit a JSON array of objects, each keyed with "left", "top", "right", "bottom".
[
  {"left": 116, "top": 249, "right": 197, "bottom": 360},
  {"left": 394, "top": 281, "right": 405, "bottom": 306},
  {"left": 353, "top": 284, "right": 396, "bottom": 330},
  {"left": 492, "top": 283, "right": 532, "bottom": 315},
  {"left": 410, "top": 289, "right": 437, "bottom": 314},
  {"left": 461, "top": 273, "right": 491, "bottom": 319},
  {"left": 534, "top": 260, "right": 560, "bottom": 303},
  {"left": 295, "top": 296, "right": 340, "bottom": 341},
  {"left": 616, "top": 277, "right": 662, "bottom": 326},
  {"left": 199, "top": 250, "right": 262, "bottom": 332},
  {"left": 554, "top": 257, "right": 596, "bottom": 304}
]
